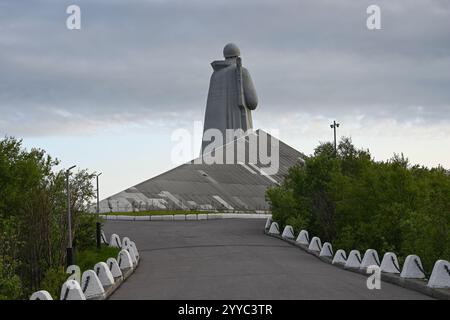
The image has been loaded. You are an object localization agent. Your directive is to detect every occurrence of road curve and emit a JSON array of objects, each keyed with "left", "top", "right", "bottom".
[{"left": 104, "top": 219, "right": 430, "bottom": 300}]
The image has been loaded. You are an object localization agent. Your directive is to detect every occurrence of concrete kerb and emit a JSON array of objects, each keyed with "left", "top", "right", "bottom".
[
  {"left": 100, "top": 213, "right": 271, "bottom": 221},
  {"left": 102, "top": 264, "right": 138, "bottom": 300},
  {"left": 264, "top": 230, "right": 450, "bottom": 300},
  {"left": 134, "top": 215, "right": 151, "bottom": 221},
  {"left": 101, "top": 246, "right": 140, "bottom": 300}
]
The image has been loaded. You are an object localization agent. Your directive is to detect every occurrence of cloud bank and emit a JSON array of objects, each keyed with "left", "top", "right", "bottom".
[{"left": 1, "top": 0, "right": 449, "bottom": 137}]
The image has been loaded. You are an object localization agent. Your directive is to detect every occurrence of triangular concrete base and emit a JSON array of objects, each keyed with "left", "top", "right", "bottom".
[{"left": 99, "top": 129, "right": 304, "bottom": 213}]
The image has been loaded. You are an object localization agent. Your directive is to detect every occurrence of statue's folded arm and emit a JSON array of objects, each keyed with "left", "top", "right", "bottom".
[{"left": 242, "top": 68, "right": 258, "bottom": 110}]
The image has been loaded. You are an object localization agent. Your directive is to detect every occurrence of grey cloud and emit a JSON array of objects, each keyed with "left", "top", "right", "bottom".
[{"left": 0, "top": 0, "right": 449, "bottom": 136}]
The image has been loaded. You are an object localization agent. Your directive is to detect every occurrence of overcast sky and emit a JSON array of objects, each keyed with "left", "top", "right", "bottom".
[{"left": 1, "top": 0, "right": 449, "bottom": 199}]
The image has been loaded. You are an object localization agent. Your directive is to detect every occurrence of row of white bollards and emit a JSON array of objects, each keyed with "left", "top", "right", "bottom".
[
  {"left": 266, "top": 218, "right": 450, "bottom": 289},
  {"left": 29, "top": 232, "right": 140, "bottom": 300}
]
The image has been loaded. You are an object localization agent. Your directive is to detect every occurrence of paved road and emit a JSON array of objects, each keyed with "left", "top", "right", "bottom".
[{"left": 104, "top": 219, "right": 430, "bottom": 300}]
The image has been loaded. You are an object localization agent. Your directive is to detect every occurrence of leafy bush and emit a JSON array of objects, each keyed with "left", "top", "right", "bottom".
[
  {"left": 74, "top": 214, "right": 101, "bottom": 251},
  {"left": 267, "top": 138, "right": 450, "bottom": 271},
  {"left": 40, "top": 266, "right": 68, "bottom": 300},
  {"left": 0, "top": 256, "right": 23, "bottom": 300},
  {"left": 0, "top": 137, "right": 97, "bottom": 298}
]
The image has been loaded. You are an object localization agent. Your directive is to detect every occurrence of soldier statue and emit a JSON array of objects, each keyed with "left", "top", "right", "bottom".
[{"left": 201, "top": 43, "right": 258, "bottom": 154}]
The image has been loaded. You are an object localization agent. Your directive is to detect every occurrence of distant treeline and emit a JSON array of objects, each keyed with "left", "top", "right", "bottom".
[
  {"left": 0, "top": 137, "right": 98, "bottom": 299},
  {"left": 266, "top": 138, "right": 450, "bottom": 271}
]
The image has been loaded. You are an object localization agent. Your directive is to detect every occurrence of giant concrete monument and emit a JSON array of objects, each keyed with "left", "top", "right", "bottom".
[
  {"left": 99, "top": 44, "right": 304, "bottom": 213},
  {"left": 202, "top": 43, "right": 258, "bottom": 153}
]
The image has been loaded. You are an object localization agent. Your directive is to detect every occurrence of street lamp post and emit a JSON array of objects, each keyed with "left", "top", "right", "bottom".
[
  {"left": 96, "top": 172, "right": 102, "bottom": 214},
  {"left": 330, "top": 120, "right": 340, "bottom": 153},
  {"left": 66, "top": 165, "right": 76, "bottom": 267},
  {"left": 96, "top": 172, "right": 102, "bottom": 249}
]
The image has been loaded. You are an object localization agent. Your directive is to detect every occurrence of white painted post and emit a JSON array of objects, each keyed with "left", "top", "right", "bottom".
[
  {"left": 400, "top": 254, "right": 426, "bottom": 279},
  {"left": 345, "top": 250, "right": 362, "bottom": 269},
  {"left": 427, "top": 260, "right": 450, "bottom": 288},
  {"left": 319, "top": 242, "right": 333, "bottom": 258},
  {"left": 308, "top": 237, "right": 322, "bottom": 252},
  {"left": 360, "top": 249, "right": 380, "bottom": 269},
  {"left": 296, "top": 230, "right": 309, "bottom": 246},
  {"left": 380, "top": 252, "right": 401, "bottom": 274},
  {"left": 268, "top": 222, "right": 280, "bottom": 235},
  {"left": 80, "top": 270, "right": 105, "bottom": 299},
  {"left": 94, "top": 262, "right": 115, "bottom": 287},
  {"left": 332, "top": 249, "right": 347, "bottom": 265},
  {"left": 60, "top": 279, "right": 86, "bottom": 300},
  {"left": 106, "top": 257, "right": 123, "bottom": 279},
  {"left": 109, "top": 233, "right": 122, "bottom": 248},
  {"left": 30, "top": 290, "right": 53, "bottom": 300},
  {"left": 281, "top": 225, "right": 295, "bottom": 239}
]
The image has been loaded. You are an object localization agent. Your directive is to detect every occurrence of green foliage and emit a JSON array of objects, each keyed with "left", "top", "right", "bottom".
[
  {"left": 77, "top": 246, "right": 120, "bottom": 272},
  {"left": 74, "top": 214, "right": 100, "bottom": 251},
  {"left": 0, "top": 136, "right": 98, "bottom": 299},
  {"left": 267, "top": 137, "right": 450, "bottom": 272},
  {"left": 0, "top": 256, "right": 23, "bottom": 300},
  {"left": 40, "top": 266, "right": 67, "bottom": 300}
]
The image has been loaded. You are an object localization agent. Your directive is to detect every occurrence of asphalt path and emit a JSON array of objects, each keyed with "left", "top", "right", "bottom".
[{"left": 104, "top": 219, "right": 430, "bottom": 300}]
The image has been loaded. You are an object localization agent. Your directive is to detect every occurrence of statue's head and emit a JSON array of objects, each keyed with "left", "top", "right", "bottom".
[{"left": 223, "top": 43, "right": 240, "bottom": 58}]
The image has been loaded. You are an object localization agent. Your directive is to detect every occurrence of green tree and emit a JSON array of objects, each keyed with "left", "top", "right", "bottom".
[
  {"left": 267, "top": 137, "right": 450, "bottom": 272},
  {"left": 0, "top": 137, "right": 98, "bottom": 298}
]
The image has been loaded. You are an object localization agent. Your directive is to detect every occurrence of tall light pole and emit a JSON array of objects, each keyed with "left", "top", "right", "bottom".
[
  {"left": 95, "top": 172, "right": 103, "bottom": 249},
  {"left": 66, "top": 165, "right": 76, "bottom": 267},
  {"left": 330, "top": 120, "right": 340, "bottom": 153},
  {"left": 96, "top": 172, "right": 102, "bottom": 214}
]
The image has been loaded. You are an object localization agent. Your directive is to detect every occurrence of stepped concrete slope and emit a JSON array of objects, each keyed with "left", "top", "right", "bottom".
[
  {"left": 104, "top": 219, "right": 431, "bottom": 300},
  {"left": 99, "top": 130, "right": 303, "bottom": 213}
]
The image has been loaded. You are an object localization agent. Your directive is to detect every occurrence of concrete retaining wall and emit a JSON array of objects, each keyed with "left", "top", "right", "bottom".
[{"left": 100, "top": 213, "right": 271, "bottom": 221}]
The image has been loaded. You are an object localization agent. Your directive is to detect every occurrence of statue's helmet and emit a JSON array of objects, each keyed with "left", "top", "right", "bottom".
[{"left": 223, "top": 43, "right": 240, "bottom": 58}]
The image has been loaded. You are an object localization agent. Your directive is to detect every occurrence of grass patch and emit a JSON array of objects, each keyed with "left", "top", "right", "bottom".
[
  {"left": 76, "top": 246, "right": 120, "bottom": 272},
  {"left": 99, "top": 210, "right": 204, "bottom": 216},
  {"left": 37, "top": 246, "right": 120, "bottom": 300}
]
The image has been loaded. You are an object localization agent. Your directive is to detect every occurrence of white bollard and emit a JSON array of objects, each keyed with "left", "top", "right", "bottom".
[
  {"left": 380, "top": 252, "right": 401, "bottom": 274},
  {"left": 130, "top": 241, "right": 139, "bottom": 261},
  {"left": 319, "top": 242, "right": 333, "bottom": 258},
  {"left": 296, "top": 230, "right": 309, "bottom": 246},
  {"left": 127, "top": 246, "right": 138, "bottom": 266},
  {"left": 110, "top": 233, "right": 122, "bottom": 248},
  {"left": 400, "top": 254, "right": 426, "bottom": 279},
  {"left": 118, "top": 249, "right": 134, "bottom": 270},
  {"left": 281, "top": 225, "right": 295, "bottom": 239},
  {"left": 94, "top": 262, "right": 115, "bottom": 287},
  {"left": 308, "top": 237, "right": 322, "bottom": 252},
  {"left": 60, "top": 279, "right": 86, "bottom": 300},
  {"left": 30, "top": 290, "right": 53, "bottom": 300},
  {"left": 121, "top": 236, "right": 131, "bottom": 249},
  {"left": 66, "top": 264, "right": 80, "bottom": 284},
  {"left": 81, "top": 270, "right": 105, "bottom": 299},
  {"left": 268, "top": 222, "right": 280, "bottom": 235},
  {"left": 360, "top": 249, "right": 380, "bottom": 269},
  {"left": 101, "top": 230, "right": 108, "bottom": 244},
  {"left": 427, "top": 260, "right": 450, "bottom": 288},
  {"left": 106, "top": 257, "right": 123, "bottom": 279},
  {"left": 345, "top": 250, "right": 362, "bottom": 269},
  {"left": 265, "top": 217, "right": 273, "bottom": 230},
  {"left": 332, "top": 249, "right": 347, "bottom": 265}
]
